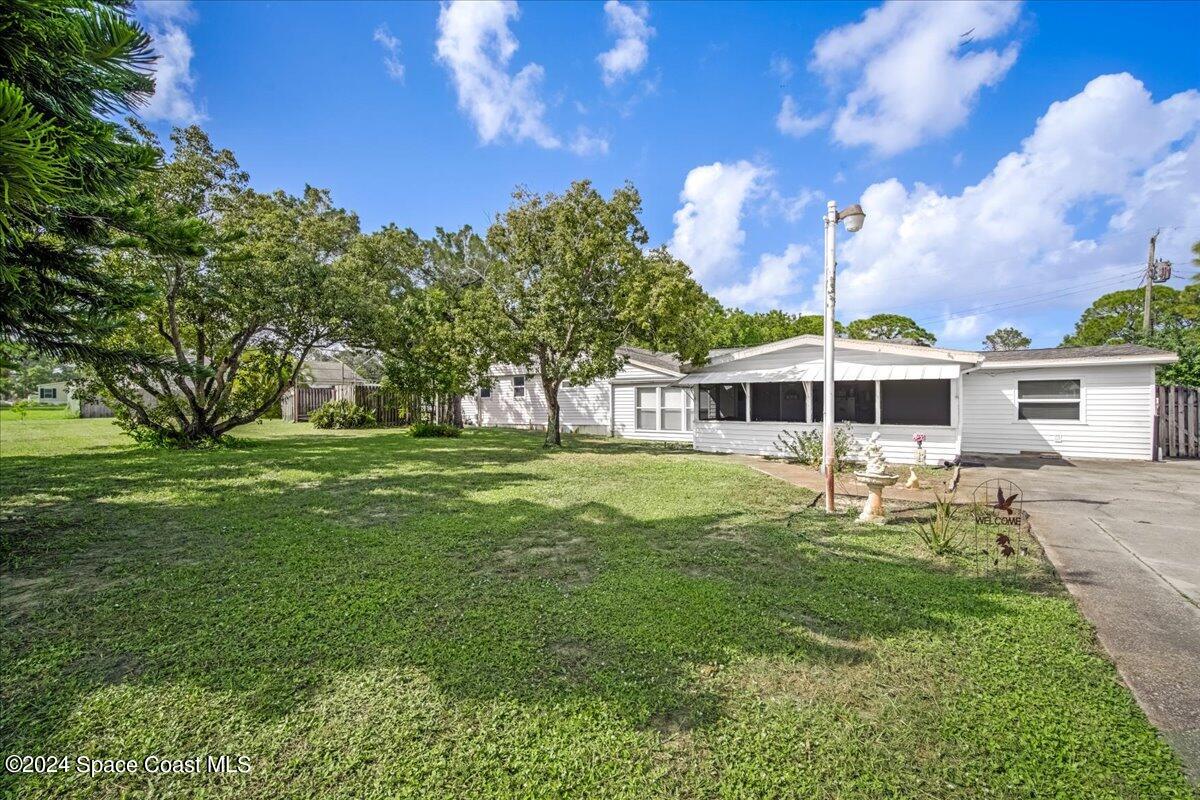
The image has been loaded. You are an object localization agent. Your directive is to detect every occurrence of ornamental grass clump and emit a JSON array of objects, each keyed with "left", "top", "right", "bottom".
[{"left": 914, "top": 492, "right": 966, "bottom": 555}]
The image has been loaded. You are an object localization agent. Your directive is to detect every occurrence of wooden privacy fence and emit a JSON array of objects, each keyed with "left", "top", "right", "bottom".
[
  {"left": 1157, "top": 385, "right": 1198, "bottom": 459},
  {"left": 353, "top": 384, "right": 413, "bottom": 427},
  {"left": 285, "top": 386, "right": 334, "bottom": 422}
]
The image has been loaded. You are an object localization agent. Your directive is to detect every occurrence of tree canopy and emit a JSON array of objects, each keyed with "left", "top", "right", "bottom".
[
  {"left": 983, "top": 327, "right": 1031, "bottom": 351},
  {"left": 1062, "top": 284, "right": 1200, "bottom": 386},
  {"left": 846, "top": 313, "right": 937, "bottom": 346},
  {"left": 707, "top": 309, "right": 836, "bottom": 348},
  {"left": 0, "top": 0, "right": 163, "bottom": 367},
  {"left": 483, "top": 181, "right": 709, "bottom": 445},
  {"left": 85, "top": 126, "right": 391, "bottom": 445}
]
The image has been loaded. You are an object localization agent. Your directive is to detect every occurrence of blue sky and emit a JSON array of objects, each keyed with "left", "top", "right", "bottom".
[{"left": 134, "top": 0, "right": 1200, "bottom": 348}]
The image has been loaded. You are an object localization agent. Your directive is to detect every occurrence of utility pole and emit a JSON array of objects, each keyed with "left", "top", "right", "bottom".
[
  {"left": 1143, "top": 230, "right": 1158, "bottom": 335},
  {"left": 822, "top": 201, "right": 838, "bottom": 514}
]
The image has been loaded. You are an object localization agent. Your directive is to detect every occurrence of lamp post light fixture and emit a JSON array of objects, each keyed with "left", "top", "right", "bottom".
[{"left": 822, "top": 201, "right": 865, "bottom": 514}]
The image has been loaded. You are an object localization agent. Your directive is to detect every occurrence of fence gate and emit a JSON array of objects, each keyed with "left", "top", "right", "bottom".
[
  {"left": 290, "top": 387, "right": 334, "bottom": 422},
  {"left": 1157, "top": 385, "right": 1199, "bottom": 459}
]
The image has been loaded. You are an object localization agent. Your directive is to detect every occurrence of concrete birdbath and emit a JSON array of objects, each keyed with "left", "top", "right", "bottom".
[{"left": 854, "top": 432, "right": 899, "bottom": 524}]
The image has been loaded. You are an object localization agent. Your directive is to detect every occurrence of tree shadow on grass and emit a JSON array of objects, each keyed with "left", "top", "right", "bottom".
[{"left": 2, "top": 427, "right": 1044, "bottom": 761}]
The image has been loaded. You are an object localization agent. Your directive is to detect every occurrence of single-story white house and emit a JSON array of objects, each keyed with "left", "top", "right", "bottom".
[
  {"left": 463, "top": 338, "right": 1177, "bottom": 462},
  {"left": 30, "top": 381, "right": 71, "bottom": 405}
]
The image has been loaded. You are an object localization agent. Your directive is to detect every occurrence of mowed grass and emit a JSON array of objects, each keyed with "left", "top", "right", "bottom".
[{"left": 0, "top": 419, "right": 1194, "bottom": 799}]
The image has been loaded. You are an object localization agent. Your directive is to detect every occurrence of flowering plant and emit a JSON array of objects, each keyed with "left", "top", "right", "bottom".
[{"left": 913, "top": 433, "right": 926, "bottom": 446}]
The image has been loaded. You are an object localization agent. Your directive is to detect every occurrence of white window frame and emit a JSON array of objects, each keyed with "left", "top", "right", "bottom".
[
  {"left": 634, "top": 386, "right": 694, "bottom": 432},
  {"left": 40, "top": 387, "right": 57, "bottom": 400},
  {"left": 635, "top": 386, "right": 659, "bottom": 431},
  {"left": 1014, "top": 377, "right": 1085, "bottom": 424},
  {"left": 513, "top": 375, "right": 525, "bottom": 398},
  {"left": 479, "top": 386, "right": 491, "bottom": 399}
]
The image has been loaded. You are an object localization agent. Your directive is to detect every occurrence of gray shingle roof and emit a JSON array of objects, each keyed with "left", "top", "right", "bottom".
[
  {"left": 980, "top": 344, "right": 1174, "bottom": 362},
  {"left": 617, "top": 345, "right": 684, "bottom": 373}
]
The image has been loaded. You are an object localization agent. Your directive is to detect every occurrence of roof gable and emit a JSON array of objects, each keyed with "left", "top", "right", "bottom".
[{"left": 707, "top": 335, "right": 981, "bottom": 368}]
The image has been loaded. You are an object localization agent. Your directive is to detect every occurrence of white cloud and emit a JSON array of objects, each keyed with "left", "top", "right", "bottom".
[
  {"left": 765, "top": 187, "right": 819, "bottom": 223},
  {"left": 435, "top": 0, "right": 559, "bottom": 149},
  {"left": 374, "top": 24, "right": 405, "bottom": 82},
  {"left": 598, "top": 1, "right": 654, "bottom": 86},
  {"left": 821, "top": 74, "right": 1200, "bottom": 344},
  {"left": 568, "top": 127, "right": 610, "bottom": 156},
  {"left": 941, "top": 315, "right": 982, "bottom": 340},
  {"left": 811, "top": 0, "right": 1021, "bottom": 155},
  {"left": 716, "top": 244, "right": 811, "bottom": 310},
  {"left": 776, "top": 96, "right": 827, "bottom": 139},
  {"left": 769, "top": 54, "right": 795, "bottom": 83},
  {"left": 138, "top": 0, "right": 204, "bottom": 123},
  {"left": 668, "top": 161, "right": 769, "bottom": 281}
]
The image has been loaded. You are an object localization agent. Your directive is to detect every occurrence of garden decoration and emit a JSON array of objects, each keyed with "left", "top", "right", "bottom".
[
  {"left": 912, "top": 432, "right": 927, "bottom": 465},
  {"left": 854, "top": 432, "right": 899, "bottom": 524},
  {"left": 969, "top": 478, "right": 1030, "bottom": 578}
]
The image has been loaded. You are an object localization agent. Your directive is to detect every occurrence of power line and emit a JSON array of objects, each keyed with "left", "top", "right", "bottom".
[
  {"left": 906, "top": 268, "right": 1143, "bottom": 323},
  {"left": 911, "top": 270, "right": 1144, "bottom": 327}
]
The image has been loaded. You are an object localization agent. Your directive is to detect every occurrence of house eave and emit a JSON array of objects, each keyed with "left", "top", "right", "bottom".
[{"left": 978, "top": 354, "right": 1178, "bottom": 370}]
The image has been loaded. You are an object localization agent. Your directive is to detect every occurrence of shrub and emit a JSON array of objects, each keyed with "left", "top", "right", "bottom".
[
  {"left": 411, "top": 421, "right": 462, "bottom": 438},
  {"left": 309, "top": 399, "right": 376, "bottom": 429},
  {"left": 914, "top": 492, "right": 966, "bottom": 555},
  {"left": 9, "top": 400, "right": 31, "bottom": 420},
  {"left": 775, "top": 423, "right": 858, "bottom": 467}
]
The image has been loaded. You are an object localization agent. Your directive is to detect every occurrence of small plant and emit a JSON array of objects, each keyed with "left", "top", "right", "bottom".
[
  {"left": 9, "top": 400, "right": 31, "bottom": 420},
  {"left": 914, "top": 492, "right": 965, "bottom": 555},
  {"left": 775, "top": 423, "right": 858, "bottom": 467},
  {"left": 309, "top": 399, "right": 376, "bottom": 429},
  {"left": 411, "top": 421, "right": 462, "bottom": 438}
]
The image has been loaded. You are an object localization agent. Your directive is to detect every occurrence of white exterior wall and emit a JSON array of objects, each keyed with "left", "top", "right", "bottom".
[
  {"left": 692, "top": 420, "right": 959, "bottom": 464},
  {"left": 462, "top": 362, "right": 671, "bottom": 438},
  {"left": 961, "top": 364, "right": 1156, "bottom": 460}
]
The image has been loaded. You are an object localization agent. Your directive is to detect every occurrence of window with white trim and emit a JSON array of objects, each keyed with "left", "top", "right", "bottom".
[
  {"left": 40, "top": 387, "right": 57, "bottom": 399},
  {"left": 479, "top": 386, "right": 491, "bottom": 398},
  {"left": 635, "top": 387, "right": 694, "bottom": 431},
  {"left": 635, "top": 387, "right": 657, "bottom": 430},
  {"left": 513, "top": 376, "right": 525, "bottom": 397},
  {"left": 1017, "top": 379, "right": 1080, "bottom": 420}
]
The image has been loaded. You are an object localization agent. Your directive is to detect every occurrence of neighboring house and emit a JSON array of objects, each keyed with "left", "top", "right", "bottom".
[
  {"left": 299, "top": 358, "right": 364, "bottom": 388},
  {"left": 466, "top": 338, "right": 1177, "bottom": 462},
  {"left": 31, "top": 381, "right": 70, "bottom": 405}
]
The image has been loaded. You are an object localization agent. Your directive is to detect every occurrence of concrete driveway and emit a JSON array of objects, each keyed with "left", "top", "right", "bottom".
[{"left": 970, "top": 455, "right": 1200, "bottom": 782}]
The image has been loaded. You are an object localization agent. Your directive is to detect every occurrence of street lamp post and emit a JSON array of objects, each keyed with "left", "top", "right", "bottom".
[{"left": 822, "top": 200, "right": 864, "bottom": 514}]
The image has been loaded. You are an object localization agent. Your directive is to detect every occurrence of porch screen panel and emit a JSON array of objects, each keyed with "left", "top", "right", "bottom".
[
  {"left": 750, "top": 382, "right": 806, "bottom": 422},
  {"left": 811, "top": 381, "right": 875, "bottom": 423},
  {"left": 698, "top": 384, "right": 746, "bottom": 421},
  {"left": 880, "top": 379, "right": 951, "bottom": 426}
]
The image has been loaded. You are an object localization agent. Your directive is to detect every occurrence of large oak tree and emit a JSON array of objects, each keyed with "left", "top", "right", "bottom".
[
  {"left": 484, "top": 181, "right": 709, "bottom": 446},
  {"left": 88, "top": 127, "right": 389, "bottom": 445}
]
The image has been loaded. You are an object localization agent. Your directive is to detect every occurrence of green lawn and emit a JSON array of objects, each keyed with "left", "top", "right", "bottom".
[{"left": 1, "top": 419, "right": 1194, "bottom": 798}]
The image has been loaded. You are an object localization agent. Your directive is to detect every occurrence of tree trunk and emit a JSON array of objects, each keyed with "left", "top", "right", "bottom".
[
  {"left": 543, "top": 376, "right": 562, "bottom": 447},
  {"left": 452, "top": 395, "right": 464, "bottom": 428}
]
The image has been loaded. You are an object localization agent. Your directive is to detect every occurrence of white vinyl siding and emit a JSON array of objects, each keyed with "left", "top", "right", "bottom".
[
  {"left": 612, "top": 384, "right": 694, "bottom": 442},
  {"left": 962, "top": 365, "right": 1155, "bottom": 460},
  {"left": 693, "top": 420, "right": 960, "bottom": 465}
]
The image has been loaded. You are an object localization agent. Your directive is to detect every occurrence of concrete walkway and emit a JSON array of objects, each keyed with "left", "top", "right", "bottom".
[{"left": 735, "top": 453, "right": 1200, "bottom": 783}]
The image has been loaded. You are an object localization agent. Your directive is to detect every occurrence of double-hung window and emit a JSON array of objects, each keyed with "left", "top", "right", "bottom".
[
  {"left": 39, "top": 387, "right": 57, "bottom": 400},
  {"left": 637, "top": 387, "right": 694, "bottom": 431},
  {"left": 1017, "top": 379, "right": 1080, "bottom": 420},
  {"left": 479, "top": 386, "right": 491, "bottom": 398},
  {"left": 513, "top": 376, "right": 525, "bottom": 397}
]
